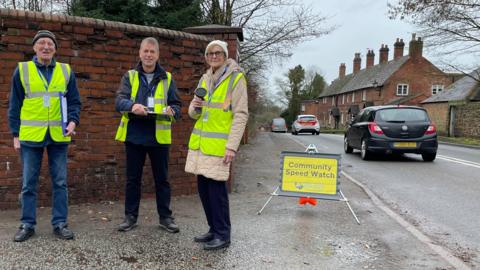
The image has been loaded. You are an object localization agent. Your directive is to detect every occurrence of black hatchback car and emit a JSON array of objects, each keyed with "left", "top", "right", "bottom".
[{"left": 344, "top": 105, "right": 438, "bottom": 161}]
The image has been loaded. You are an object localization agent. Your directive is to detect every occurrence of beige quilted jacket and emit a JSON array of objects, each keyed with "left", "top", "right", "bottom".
[{"left": 184, "top": 59, "right": 249, "bottom": 181}]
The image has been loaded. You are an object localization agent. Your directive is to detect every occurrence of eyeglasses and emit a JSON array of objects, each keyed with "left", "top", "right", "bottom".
[{"left": 206, "top": 51, "right": 225, "bottom": 58}]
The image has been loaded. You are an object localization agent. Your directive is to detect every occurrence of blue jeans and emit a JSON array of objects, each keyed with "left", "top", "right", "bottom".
[{"left": 20, "top": 144, "right": 68, "bottom": 228}]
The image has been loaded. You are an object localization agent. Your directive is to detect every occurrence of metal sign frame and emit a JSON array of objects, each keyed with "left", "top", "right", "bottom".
[{"left": 257, "top": 144, "right": 360, "bottom": 225}]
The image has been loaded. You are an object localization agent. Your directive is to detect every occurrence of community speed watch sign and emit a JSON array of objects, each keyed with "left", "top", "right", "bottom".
[{"left": 280, "top": 152, "right": 340, "bottom": 196}]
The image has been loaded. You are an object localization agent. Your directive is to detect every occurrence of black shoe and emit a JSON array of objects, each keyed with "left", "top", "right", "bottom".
[
  {"left": 53, "top": 224, "right": 74, "bottom": 240},
  {"left": 194, "top": 232, "right": 214, "bottom": 243},
  {"left": 203, "top": 238, "right": 230, "bottom": 250},
  {"left": 159, "top": 217, "right": 179, "bottom": 233},
  {"left": 118, "top": 215, "right": 137, "bottom": 232},
  {"left": 13, "top": 225, "right": 35, "bottom": 242}
]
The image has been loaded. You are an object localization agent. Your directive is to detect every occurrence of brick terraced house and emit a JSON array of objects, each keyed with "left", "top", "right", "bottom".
[{"left": 302, "top": 34, "right": 455, "bottom": 129}]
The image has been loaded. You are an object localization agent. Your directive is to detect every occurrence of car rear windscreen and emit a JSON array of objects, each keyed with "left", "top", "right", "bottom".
[
  {"left": 273, "top": 119, "right": 285, "bottom": 124},
  {"left": 375, "top": 108, "right": 429, "bottom": 122},
  {"left": 299, "top": 116, "right": 316, "bottom": 121}
]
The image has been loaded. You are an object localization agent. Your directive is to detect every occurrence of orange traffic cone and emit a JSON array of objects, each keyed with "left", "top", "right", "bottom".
[{"left": 298, "top": 197, "right": 317, "bottom": 206}]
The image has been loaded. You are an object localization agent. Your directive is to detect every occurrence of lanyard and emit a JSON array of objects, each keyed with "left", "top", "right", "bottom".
[
  {"left": 208, "top": 67, "right": 228, "bottom": 104},
  {"left": 36, "top": 66, "right": 51, "bottom": 91},
  {"left": 141, "top": 75, "right": 156, "bottom": 97}
]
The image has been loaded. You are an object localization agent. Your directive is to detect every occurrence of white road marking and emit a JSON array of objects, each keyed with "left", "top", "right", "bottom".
[
  {"left": 342, "top": 171, "right": 472, "bottom": 270},
  {"left": 437, "top": 155, "right": 480, "bottom": 169}
]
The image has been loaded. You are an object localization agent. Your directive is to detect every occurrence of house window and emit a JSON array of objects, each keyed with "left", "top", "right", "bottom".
[
  {"left": 301, "top": 104, "right": 305, "bottom": 112},
  {"left": 432, "top": 84, "right": 444, "bottom": 95},
  {"left": 347, "top": 94, "right": 350, "bottom": 103},
  {"left": 397, "top": 84, "right": 409, "bottom": 96},
  {"left": 342, "top": 94, "right": 345, "bottom": 104},
  {"left": 332, "top": 96, "right": 335, "bottom": 106},
  {"left": 362, "top": 90, "right": 366, "bottom": 101},
  {"left": 341, "top": 113, "right": 344, "bottom": 124},
  {"left": 352, "top": 92, "right": 355, "bottom": 102},
  {"left": 323, "top": 97, "right": 326, "bottom": 104}
]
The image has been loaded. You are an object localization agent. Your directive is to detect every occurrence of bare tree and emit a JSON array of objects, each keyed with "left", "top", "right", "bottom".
[
  {"left": 0, "top": 0, "right": 67, "bottom": 13},
  {"left": 389, "top": 1, "right": 480, "bottom": 61},
  {"left": 201, "top": 0, "right": 334, "bottom": 74}
]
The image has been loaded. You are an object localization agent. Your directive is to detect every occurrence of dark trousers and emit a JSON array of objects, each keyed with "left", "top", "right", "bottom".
[
  {"left": 124, "top": 142, "right": 172, "bottom": 221},
  {"left": 197, "top": 175, "right": 231, "bottom": 241}
]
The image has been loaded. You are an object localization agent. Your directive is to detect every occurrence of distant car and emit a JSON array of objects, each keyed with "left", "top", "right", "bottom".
[
  {"left": 292, "top": 115, "right": 320, "bottom": 135},
  {"left": 271, "top": 117, "right": 287, "bottom": 133},
  {"left": 344, "top": 105, "right": 438, "bottom": 161}
]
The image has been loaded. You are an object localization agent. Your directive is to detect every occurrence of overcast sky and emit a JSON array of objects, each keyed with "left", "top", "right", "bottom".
[{"left": 267, "top": 0, "right": 477, "bottom": 96}]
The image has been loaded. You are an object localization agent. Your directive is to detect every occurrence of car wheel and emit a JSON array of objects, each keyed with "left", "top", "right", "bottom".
[
  {"left": 311, "top": 131, "right": 315, "bottom": 135},
  {"left": 344, "top": 137, "right": 353, "bottom": 153},
  {"left": 360, "top": 139, "right": 372, "bottom": 160},
  {"left": 316, "top": 131, "right": 320, "bottom": 135},
  {"left": 422, "top": 152, "right": 436, "bottom": 162}
]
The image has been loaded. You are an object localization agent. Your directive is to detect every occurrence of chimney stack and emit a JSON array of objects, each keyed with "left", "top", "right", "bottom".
[
  {"left": 408, "top": 33, "right": 423, "bottom": 59},
  {"left": 339, "top": 63, "right": 346, "bottom": 79},
  {"left": 353, "top": 53, "right": 361, "bottom": 74},
  {"left": 379, "top": 44, "right": 389, "bottom": 64},
  {"left": 394, "top": 38, "right": 405, "bottom": 59},
  {"left": 366, "top": 50, "right": 375, "bottom": 68}
]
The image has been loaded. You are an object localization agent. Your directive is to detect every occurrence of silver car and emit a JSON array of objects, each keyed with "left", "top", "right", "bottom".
[
  {"left": 271, "top": 117, "right": 287, "bottom": 133},
  {"left": 292, "top": 115, "right": 320, "bottom": 135}
]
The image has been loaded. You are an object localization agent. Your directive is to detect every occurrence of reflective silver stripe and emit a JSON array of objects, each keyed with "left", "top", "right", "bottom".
[
  {"left": 155, "top": 124, "right": 171, "bottom": 130},
  {"left": 208, "top": 102, "right": 224, "bottom": 109},
  {"left": 21, "top": 62, "right": 31, "bottom": 95},
  {"left": 21, "top": 120, "right": 62, "bottom": 126},
  {"left": 49, "top": 120, "right": 62, "bottom": 126},
  {"left": 154, "top": 98, "right": 165, "bottom": 104},
  {"left": 26, "top": 91, "right": 62, "bottom": 98},
  {"left": 119, "top": 121, "right": 125, "bottom": 128},
  {"left": 59, "top": 63, "right": 70, "bottom": 87},
  {"left": 162, "top": 79, "right": 168, "bottom": 106},
  {"left": 227, "top": 72, "right": 240, "bottom": 97},
  {"left": 192, "top": 128, "right": 228, "bottom": 139}
]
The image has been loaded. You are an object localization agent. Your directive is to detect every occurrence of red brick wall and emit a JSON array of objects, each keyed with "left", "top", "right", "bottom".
[
  {"left": 0, "top": 9, "right": 224, "bottom": 209},
  {"left": 422, "top": 103, "right": 450, "bottom": 136},
  {"left": 383, "top": 58, "right": 450, "bottom": 105}
]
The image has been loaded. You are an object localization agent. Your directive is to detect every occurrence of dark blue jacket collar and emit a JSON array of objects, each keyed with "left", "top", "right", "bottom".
[
  {"left": 136, "top": 62, "right": 167, "bottom": 80},
  {"left": 33, "top": 55, "right": 56, "bottom": 68}
]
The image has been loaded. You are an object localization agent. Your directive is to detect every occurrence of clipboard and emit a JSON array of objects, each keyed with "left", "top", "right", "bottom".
[
  {"left": 120, "top": 111, "right": 174, "bottom": 122},
  {"left": 59, "top": 93, "right": 68, "bottom": 136}
]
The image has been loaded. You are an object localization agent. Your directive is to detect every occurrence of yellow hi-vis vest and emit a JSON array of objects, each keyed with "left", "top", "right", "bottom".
[
  {"left": 188, "top": 72, "right": 244, "bottom": 156},
  {"left": 115, "top": 70, "right": 172, "bottom": 144},
  {"left": 18, "top": 61, "right": 71, "bottom": 142}
]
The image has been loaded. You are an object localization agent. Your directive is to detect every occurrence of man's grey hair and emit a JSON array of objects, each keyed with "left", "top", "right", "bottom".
[{"left": 140, "top": 37, "right": 159, "bottom": 51}]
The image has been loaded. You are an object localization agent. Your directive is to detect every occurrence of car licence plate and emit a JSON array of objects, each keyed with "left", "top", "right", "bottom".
[{"left": 393, "top": 142, "right": 417, "bottom": 148}]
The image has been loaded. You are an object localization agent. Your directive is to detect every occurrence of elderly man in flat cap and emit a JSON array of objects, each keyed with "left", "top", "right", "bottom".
[{"left": 8, "top": 30, "right": 81, "bottom": 242}]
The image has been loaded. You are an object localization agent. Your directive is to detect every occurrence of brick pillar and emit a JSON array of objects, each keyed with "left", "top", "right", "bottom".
[
  {"left": 394, "top": 38, "right": 405, "bottom": 60},
  {"left": 408, "top": 33, "right": 423, "bottom": 60},
  {"left": 379, "top": 44, "right": 389, "bottom": 64},
  {"left": 366, "top": 50, "right": 375, "bottom": 68},
  {"left": 339, "top": 63, "right": 346, "bottom": 79},
  {"left": 353, "top": 53, "right": 361, "bottom": 74}
]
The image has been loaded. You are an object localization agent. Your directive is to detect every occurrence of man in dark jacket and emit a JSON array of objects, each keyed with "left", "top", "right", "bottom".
[
  {"left": 8, "top": 30, "right": 81, "bottom": 242},
  {"left": 115, "top": 37, "right": 181, "bottom": 233}
]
